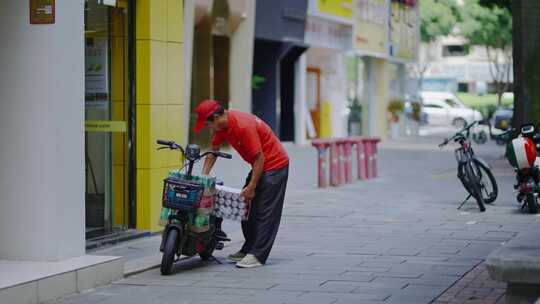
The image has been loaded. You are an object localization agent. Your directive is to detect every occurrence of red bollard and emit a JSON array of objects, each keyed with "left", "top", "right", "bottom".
[
  {"left": 351, "top": 137, "right": 366, "bottom": 180},
  {"left": 336, "top": 139, "right": 346, "bottom": 185},
  {"left": 336, "top": 139, "right": 353, "bottom": 184},
  {"left": 330, "top": 140, "right": 340, "bottom": 187},
  {"left": 364, "top": 138, "right": 381, "bottom": 179},
  {"left": 343, "top": 140, "right": 353, "bottom": 183},
  {"left": 363, "top": 139, "right": 373, "bottom": 179},
  {"left": 311, "top": 139, "right": 331, "bottom": 188},
  {"left": 370, "top": 138, "right": 381, "bottom": 178}
]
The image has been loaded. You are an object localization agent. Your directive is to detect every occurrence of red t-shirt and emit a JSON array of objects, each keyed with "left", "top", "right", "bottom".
[{"left": 212, "top": 110, "right": 289, "bottom": 172}]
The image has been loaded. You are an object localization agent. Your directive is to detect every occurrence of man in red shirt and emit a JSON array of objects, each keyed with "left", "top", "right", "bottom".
[{"left": 194, "top": 99, "right": 289, "bottom": 268}]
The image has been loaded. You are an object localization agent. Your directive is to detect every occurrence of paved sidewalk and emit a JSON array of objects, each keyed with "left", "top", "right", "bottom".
[
  {"left": 53, "top": 136, "right": 539, "bottom": 304},
  {"left": 433, "top": 262, "right": 506, "bottom": 304}
]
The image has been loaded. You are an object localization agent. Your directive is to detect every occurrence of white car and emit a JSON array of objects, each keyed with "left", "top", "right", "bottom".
[{"left": 420, "top": 91, "right": 483, "bottom": 129}]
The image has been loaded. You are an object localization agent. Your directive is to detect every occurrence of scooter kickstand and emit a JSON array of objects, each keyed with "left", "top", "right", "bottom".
[{"left": 458, "top": 194, "right": 472, "bottom": 210}]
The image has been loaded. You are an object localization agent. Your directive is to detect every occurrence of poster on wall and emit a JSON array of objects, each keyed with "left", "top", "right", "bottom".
[
  {"left": 85, "top": 38, "right": 109, "bottom": 110},
  {"left": 389, "top": 1, "right": 419, "bottom": 61},
  {"left": 30, "top": 0, "right": 55, "bottom": 24},
  {"left": 316, "top": 0, "right": 353, "bottom": 20},
  {"left": 354, "top": 0, "right": 389, "bottom": 56}
]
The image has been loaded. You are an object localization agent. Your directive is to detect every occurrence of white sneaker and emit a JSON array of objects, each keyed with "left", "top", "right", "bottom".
[
  {"left": 227, "top": 251, "right": 246, "bottom": 263},
  {"left": 235, "top": 254, "right": 263, "bottom": 268}
]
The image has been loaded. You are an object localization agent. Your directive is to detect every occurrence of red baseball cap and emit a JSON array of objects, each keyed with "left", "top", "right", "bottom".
[{"left": 193, "top": 99, "right": 221, "bottom": 133}]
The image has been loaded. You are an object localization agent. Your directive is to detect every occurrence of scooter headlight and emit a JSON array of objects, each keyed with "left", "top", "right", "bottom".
[{"left": 185, "top": 144, "right": 201, "bottom": 160}]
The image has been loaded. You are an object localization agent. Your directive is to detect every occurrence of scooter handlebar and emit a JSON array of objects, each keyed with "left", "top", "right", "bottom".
[
  {"left": 156, "top": 139, "right": 172, "bottom": 146},
  {"left": 217, "top": 152, "right": 232, "bottom": 159}
]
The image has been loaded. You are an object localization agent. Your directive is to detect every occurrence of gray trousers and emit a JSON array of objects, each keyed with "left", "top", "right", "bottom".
[{"left": 241, "top": 165, "right": 289, "bottom": 264}]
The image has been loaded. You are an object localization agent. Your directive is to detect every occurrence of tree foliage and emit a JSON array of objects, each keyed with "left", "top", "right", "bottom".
[
  {"left": 460, "top": 0, "right": 513, "bottom": 106},
  {"left": 479, "top": 0, "right": 510, "bottom": 10},
  {"left": 461, "top": 0, "right": 512, "bottom": 50},
  {"left": 413, "top": 0, "right": 460, "bottom": 89},
  {"left": 420, "top": 0, "right": 461, "bottom": 43}
]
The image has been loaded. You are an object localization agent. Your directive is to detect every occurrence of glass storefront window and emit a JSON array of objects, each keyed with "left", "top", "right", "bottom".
[{"left": 84, "top": 0, "right": 129, "bottom": 239}]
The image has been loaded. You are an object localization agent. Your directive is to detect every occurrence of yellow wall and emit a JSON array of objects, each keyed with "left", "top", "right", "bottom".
[
  {"left": 320, "top": 101, "right": 332, "bottom": 138},
  {"left": 111, "top": 8, "right": 128, "bottom": 227},
  {"left": 136, "top": 0, "right": 184, "bottom": 231},
  {"left": 317, "top": 0, "right": 353, "bottom": 20}
]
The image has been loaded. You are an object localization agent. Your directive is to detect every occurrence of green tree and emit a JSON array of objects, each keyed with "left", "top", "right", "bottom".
[
  {"left": 420, "top": 0, "right": 460, "bottom": 43},
  {"left": 411, "top": 0, "right": 460, "bottom": 89},
  {"left": 460, "top": 0, "right": 512, "bottom": 107}
]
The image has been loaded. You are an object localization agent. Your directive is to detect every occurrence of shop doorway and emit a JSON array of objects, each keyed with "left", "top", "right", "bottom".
[{"left": 84, "top": 0, "right": 130, "bottom": 239}]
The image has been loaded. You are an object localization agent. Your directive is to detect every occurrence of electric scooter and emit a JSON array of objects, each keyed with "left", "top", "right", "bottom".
[{"left": 156, "top": 140, "right": 232, "bottom": 275}]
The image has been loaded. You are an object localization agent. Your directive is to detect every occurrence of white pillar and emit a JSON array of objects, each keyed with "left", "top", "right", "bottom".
[
  {"left": 363, "top": 57, "right": 390, "bottom": 139},
  {"left": 294, "top": 53, "right": 308, "bottom": 145},
  {"left": 365, "top": 57, "right": 377, "bottom": 137},
  {"left": 229, "top": 0, "right": 256, "bottom": 113},
  {"left": 398, "top": 63, "right": 407, "bottom": 97},
  {"left": 0, "top": 0, "right": 85, "bottom": 261}
]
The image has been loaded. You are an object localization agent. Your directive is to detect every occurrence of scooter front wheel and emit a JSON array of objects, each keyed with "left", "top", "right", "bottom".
[{"left": 161, "top": 229, "right": 179, "bottom": 275}]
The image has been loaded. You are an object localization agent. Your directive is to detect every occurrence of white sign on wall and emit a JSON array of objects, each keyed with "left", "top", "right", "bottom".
[
  {"left": 85, "top": 38, "right": 109, "bottom": 110},
  {"left": 305, "top": 16, "right": 353, "bottom": 51}
]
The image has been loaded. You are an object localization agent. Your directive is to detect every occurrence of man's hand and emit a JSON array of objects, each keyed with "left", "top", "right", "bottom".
[{"left": 241, "top": 185, "right": 256, "bottom": 203}]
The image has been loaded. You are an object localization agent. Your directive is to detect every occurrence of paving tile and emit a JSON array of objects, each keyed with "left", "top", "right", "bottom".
[{"left": 38, "top": 142, "right": 527, "bottom": 304}]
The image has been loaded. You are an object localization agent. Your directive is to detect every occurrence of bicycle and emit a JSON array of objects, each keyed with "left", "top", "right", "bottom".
[{"left": 439, "top": 121, "right": 498, "bottom": 212}]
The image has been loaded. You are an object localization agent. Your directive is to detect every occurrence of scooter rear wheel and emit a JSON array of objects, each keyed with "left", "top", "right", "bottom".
[
  {"left": 526, "top": 193, "right": 538, "bottom": 214},
  {"left": 161, "top": 229, "right": 179, "bottom": 275}
]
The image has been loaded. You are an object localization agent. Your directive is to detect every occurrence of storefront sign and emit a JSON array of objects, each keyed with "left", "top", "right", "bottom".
[
  {"left": 389, "top": 1, "right": 419, "bottom": 61},
  {"left": 85, "top": 121, "right": 127, "bottom": 133},
  {"left": 305, "top": 16, "right": 353, "bottom": 51},
  {"left": 354, "top": 0, "right": 389, "bottom": 56},
  {"left": 30, "top": 0, "right": 55, "bottom": 24},
  {"left": 316, "top": 0, "right": 353, "bottom": 20},
  {"left": 102, "top": 0, "right": 117, "bottom": 6},
  {"left": 85, "top": 38, "right": 109, "bottom": 110}
]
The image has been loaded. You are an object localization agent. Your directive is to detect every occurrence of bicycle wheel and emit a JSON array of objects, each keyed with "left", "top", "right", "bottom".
[
  {"left": 473, "top": 159, "right": 498, "bottom": 204},
  {"left": 464, "top": 163, "right": 486, "bottom": 212},
  {"left": 458, "top": 160, "right": 498, "bottom": 204}
]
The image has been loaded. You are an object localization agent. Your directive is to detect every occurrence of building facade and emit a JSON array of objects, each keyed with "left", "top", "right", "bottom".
[
  {"left": 184, "top": 0, "right": 256, "bottom": 147},
  {"left": 300, "top": 0, "right": 354, "bottom": 144},
  {"left": 251, "top": 0, "right": 309, "bottom": 141},
  {"left": 351, "top": 0, "right": 419, "bottom": 139},
  {"left": 420, "top": 37, "right": 514, "bottom": 94},
  {"left": 0, "top": 0, "right": 186, "bottom": 266}
]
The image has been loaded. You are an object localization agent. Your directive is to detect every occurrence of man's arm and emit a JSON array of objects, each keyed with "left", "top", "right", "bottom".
[
  {"left": 241, "top": 152, "right": 264, "bottom": 202},
  {"left": 202, "top": 145, "right": 220, "bottom": 175}
]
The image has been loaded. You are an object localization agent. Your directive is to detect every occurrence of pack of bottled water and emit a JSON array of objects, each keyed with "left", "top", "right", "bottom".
[{"left": 213, "top": 185, "right": 249, "bottom": 221}]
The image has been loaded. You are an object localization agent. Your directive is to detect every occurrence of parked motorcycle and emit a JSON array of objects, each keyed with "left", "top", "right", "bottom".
[
  {"left": 156, "top": 140, "right": 232, "bottom": 275},
  {"left": 504, "top": 124, "right": 540, "bottom": 213},
  {"left": 471, "top": 119, "right": 509, "bottom": 146}
]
